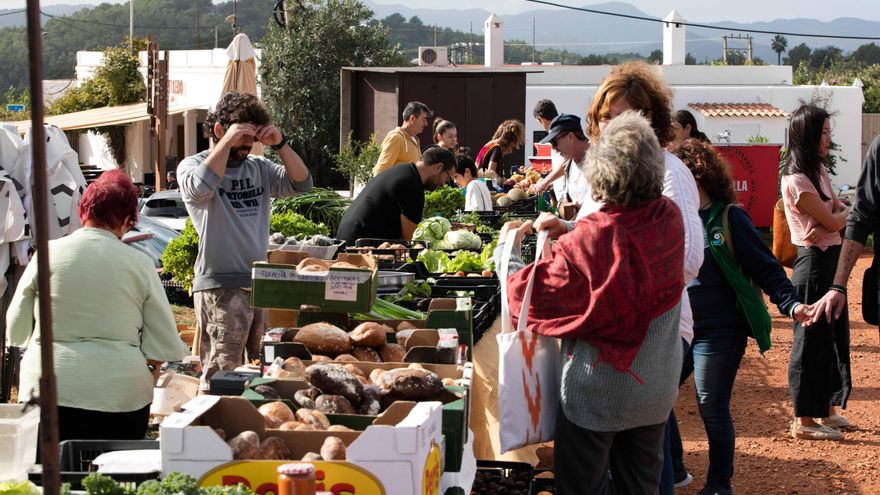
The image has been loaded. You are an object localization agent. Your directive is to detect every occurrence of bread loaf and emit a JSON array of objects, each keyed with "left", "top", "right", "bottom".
[
  {"left": 295, "top": 408, "right": 331, "bottom": 429},
  {"left": 358, "top": 385, "right": 382, "bottom": 415},
  {"left": 369, "top": 368, "right": 386, "bottom": 385},
  {"left": 278, "top": 421, "right": 303, "bottom": 431},
  {"left": 349, "top": 322, "right": 392, "bottom": 348},
  {"left": 311, "top": 355, "right": 332, "bottom": 362},
  {"left": 301, "top": 452, "right": 323, "bottom": 462},
  {"left": 395, "top": 329, "right": 416, "bottom": 348},
  {"left": 350, "top": 347, "right": 382, "bottom": 363},
  {"left": 297, "top": 258, "right": 330, "bottom": 272},
  {"left": 253, "top": 385, "right": 280, "bottom": 399},
  {"left": 294, "top": 322, "right": 352, "bottom": 356},
  {"left": 334, "top": 354, "right": 357, "bottom": 362},
  {"left": 320, "top": 436, "right": 347, "bottom": 461},
  {"left": 257, "top": 437, "right": 293, "bottom": 460},
  {"left": 328, "top": 424, "right": 354, "bottom": 432},
  {"left": 315, "top": 395, "right": 355, "bottom": 414},
  {"left": 397, "top": 321, "right": 417, "bottom": 331},
  {"left": 280, "top": 357, "right": 306, "bottom": 379},
  {"left": 378, "top": 343, "right": 406, "bottom": 362},
  {"left": 228, "top": 431, "right": 260, "bottom": 460},
  {"left": 258, "top": 402, "right": 296, "bottom": 429},
  {"left": 305, "top": 363, "right": 364, "bottom": 406},
  {"left": 377, "top": 368, "right": 443, "bottom": 400},
  {"left": 294, "top": 387, "right": 320, "bottom": 409}
]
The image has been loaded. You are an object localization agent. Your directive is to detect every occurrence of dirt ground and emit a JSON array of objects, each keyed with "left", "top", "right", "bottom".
[{"left": 535, "top": 253, "right": 880, "bottom": 494}]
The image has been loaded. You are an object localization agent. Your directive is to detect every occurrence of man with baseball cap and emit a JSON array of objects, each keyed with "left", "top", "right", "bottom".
[{"left": 539, "top": 114, "right": 590, "bottom": 219}]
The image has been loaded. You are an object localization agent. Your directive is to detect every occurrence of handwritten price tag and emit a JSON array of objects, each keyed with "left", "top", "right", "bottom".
[{"left": 325, "top": 272, "right": 359, "bottom": 301}]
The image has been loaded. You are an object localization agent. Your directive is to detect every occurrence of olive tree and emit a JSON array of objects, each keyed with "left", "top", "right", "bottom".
[{"left": 260, "top": 0, "right": 406, "bottom": 187}]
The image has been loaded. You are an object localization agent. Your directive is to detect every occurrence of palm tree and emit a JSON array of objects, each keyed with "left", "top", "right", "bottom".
[{"left": 772, "top": 35, "right": 788, "bottom": 65}]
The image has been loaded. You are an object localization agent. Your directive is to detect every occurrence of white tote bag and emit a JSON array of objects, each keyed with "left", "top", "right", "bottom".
[{"left": 496, "top": 229, "right": 562, "bottom": 453}]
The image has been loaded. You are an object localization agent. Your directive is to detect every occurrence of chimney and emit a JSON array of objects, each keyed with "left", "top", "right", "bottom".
[
  {"left": 484, "top": 14, "right": 504, "bottom": 68},
  {"left": 663, "top": 10, "right": 686, "bottom": 65}
]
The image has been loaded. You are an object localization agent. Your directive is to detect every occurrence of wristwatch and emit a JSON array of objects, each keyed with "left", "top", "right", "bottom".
[{"left": 270, "top": 134, "right": 287, "bottom": 150}]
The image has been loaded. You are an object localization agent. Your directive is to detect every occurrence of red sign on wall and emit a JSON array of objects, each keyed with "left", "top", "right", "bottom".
[{"left": 715, "top": 145, "right": 781, "bottom": 228}]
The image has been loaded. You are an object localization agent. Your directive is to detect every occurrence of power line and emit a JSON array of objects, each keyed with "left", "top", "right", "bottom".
[
  {"left": 0, "top": 8, "right": 24, "bottom": 16},
  {"left": 523, "top": 0, "right": 880, "bottom": 41},
  {"left": 41, "top": 11, "right": 202, "bottom": 30}
]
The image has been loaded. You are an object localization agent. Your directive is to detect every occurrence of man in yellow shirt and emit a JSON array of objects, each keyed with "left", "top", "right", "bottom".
[{"left": 372, "top": 101, "right": 432, "bottom": 176}]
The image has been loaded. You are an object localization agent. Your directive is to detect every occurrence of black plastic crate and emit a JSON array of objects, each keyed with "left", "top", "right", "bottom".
[
  {"left": 30, "top": 440, "right": 160, "bottom": 490},
  {"left": 472, "top": 460, "right": 533, "bottom": 495}
]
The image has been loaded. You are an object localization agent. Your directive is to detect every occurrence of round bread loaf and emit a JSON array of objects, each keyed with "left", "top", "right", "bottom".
[
  {"left": 334, "top": 354, "right": 357, "bottom": 362},
  {"left": 258, "top": 402, "right": 296, "bottom": 429},
  {"left": 315, "top": 394, "right": 355, "bottom": 414},
  {"left": 278, "top": 421, "right": 303, "bottom": 431},
  {"left": 397, "top": 321, "right": 417, "bottom": 331},
  {"left": 228, "top": 431, "right": 260, "bottom": 460},
  {"left": 281, "top": 357, "right": 306, "bottom": 379},
  {"left": 253, "top": 385, "right": 281, "bottom": 399},
  {"left": 294, "top": 322, "right": 352, "bottom": 356},
  {"left": 378, "top": 343, "right": 406, "bottom": 363},
  {"left": 305, "top": 363, "right": 364, "bottom": 406},
  {"left": 350, "top": 347, "right": 382, "bottom": 363},
  {"left": 297, "top": 258, "right": 331, "bottom": 272},
  {"left": 358, "top": 385, "right": 382, "bottom": 415},
  {"left": 295, "top": 408, "right": 331, "bottom": 429},
  {"left": 294, "top": 388, "right": 319, "bottom": 409},
  {"left": 376, "top": 368, "right": 443, "bottom": 400},
  {"left": 349, "top": 322, "right": 392, "bottom": 348},
  {"left": 320, "top": 436, "right": 347, "bottom": 461},
  {"left": 257, "top": 437, "right": 293, "bottom": 460}
]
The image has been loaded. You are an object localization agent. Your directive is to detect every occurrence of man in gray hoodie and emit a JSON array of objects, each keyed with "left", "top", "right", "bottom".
[{"left": 178, "top": 92, "right": 313, "bottom": 391}]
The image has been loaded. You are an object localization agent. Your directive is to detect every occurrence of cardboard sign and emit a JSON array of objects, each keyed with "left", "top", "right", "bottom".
[
  {"left": 325, "top": 271, "right": 360, "bottom": 301},
  {"left": 199, "top": 460, "right": 386, "bottom": 495},
  {"left": 715, "top": 145, "right": 781, "bottom": 228}
]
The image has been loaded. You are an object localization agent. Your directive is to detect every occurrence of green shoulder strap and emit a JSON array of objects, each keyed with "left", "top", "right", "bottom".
[{"left": 706, "top": 201, "right": 773, "bottom": 353}]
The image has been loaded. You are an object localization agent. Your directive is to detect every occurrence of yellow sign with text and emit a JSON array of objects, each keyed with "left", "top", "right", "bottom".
[
  {"left": 421, "top": 441, "right": 442, "bottom": 495},
  {"left": 198, "top": 460, "right": 386, "bottom": 495}
]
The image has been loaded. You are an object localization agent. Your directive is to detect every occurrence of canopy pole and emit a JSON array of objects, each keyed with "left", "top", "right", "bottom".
[{"left": 27, "top": 0, "right": 61, "bottom": 492}]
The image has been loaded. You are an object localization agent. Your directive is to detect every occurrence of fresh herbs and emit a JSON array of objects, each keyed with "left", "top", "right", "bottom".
[
  {"left": 423, "top": 186, "right": 465, "bottom": 219},
  {"left": 270, "top": 188, "right": 351, "bottom": 237},
  {"left": 269, "top": 211, "right": 330, "bottom": 238}
]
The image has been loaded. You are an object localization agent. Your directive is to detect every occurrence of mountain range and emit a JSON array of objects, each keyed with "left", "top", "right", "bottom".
[
  {"left": 0, "top": 4, "right": 90, "bottom": 28},
  {"left": 362, "top": 1, "right": 880, "bottom": 61}
]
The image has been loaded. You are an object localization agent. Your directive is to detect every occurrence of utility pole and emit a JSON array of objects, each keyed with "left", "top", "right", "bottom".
[
  {"left": 196, "top": 9, "right": 200, "bottom": 49},
  {"left": 214, "top": 26, "right": 218, "bottom": 48},
  {"left": 532, "top": 17, "right": 536, "bottom": 63}
]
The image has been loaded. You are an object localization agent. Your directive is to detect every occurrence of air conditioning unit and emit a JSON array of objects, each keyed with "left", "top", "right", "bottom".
[{"left": 418, "top": 46, "right": 448, "bottom": 67}]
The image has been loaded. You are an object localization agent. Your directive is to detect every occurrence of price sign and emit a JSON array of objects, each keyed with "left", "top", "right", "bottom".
[{"left": 325, "top": 271, "right": 359, "bottom": 301}]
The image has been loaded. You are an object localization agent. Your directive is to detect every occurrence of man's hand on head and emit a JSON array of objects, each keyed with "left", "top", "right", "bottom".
[
  {"left": 256, "top": 125, "right": 284, "bottom": 147},
  {"left": 219, "top": 123, "right": 257, "bottom": 145}
]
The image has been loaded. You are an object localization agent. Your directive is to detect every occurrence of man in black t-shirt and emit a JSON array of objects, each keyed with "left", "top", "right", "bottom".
[{"left": 337, "top": 146, "right": 456, "bottom": 242}]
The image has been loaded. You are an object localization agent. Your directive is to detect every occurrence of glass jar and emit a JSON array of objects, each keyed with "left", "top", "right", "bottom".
[{"left": 277, "top": 463, "right": 316, "bottom": 495}]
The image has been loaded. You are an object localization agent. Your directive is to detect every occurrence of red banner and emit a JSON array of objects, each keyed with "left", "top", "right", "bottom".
[{"left": 715, "top": 145, "right": 781, "bottom": 228}]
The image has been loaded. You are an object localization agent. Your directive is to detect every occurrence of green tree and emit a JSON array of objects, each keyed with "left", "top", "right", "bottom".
[
  {"left": 786, "top": 43, "right": 811, "bottom": 68},
  {"left": 47, "top": 39, "right": 146, "bottom": 164},
  {"left": 809, "top": 46, "right": 843, "bottom": 70},
  {"left": 771, "top": 34, "right": 788, "bottom": 65},
  {"left": 685, "top": 53, "right": 697, "bottom": 65},
  {"left": 852, "top": 43, "right": 880, "bottom": 66},
  {"left": 261, "top": 0, "right": 405, "bottom": 188},
  {"left": 647, "top": 49, "right": 662, "bottom": 63}
]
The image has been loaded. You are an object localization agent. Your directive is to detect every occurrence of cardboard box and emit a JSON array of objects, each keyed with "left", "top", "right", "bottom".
[
  {"left": 251, "top": 252, "right": 377, "bottom": 313},
  {"left": 243, "top": 362, "right": 473, "bottom": 472},
  {"left": 161, "top": 396, "right": 444, "bottom": 495},
  {"left": 267, "top": 309, "right": 297, "bottom": 328},
  {"left": 296, "top": 298, "right": 474, "bottom": 360}
]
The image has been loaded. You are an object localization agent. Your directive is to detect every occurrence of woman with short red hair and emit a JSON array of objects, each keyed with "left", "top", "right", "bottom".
[{"left": 7, "top": 170, "right": 186, "bottom": 440}]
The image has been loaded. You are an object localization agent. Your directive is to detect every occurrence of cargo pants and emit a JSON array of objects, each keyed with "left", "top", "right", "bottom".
[{"left": 195, "top": 288, "right": 266, "bottom": 392}]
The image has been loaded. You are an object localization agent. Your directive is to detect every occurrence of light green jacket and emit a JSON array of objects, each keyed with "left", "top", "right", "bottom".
[{"left": 7, "top": 227, "right": 187, "bottom": 412}]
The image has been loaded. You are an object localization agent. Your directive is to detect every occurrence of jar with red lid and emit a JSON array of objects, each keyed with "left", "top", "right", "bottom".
[{"left": 277, "top": 463, "right": 316, "bottom": 495}]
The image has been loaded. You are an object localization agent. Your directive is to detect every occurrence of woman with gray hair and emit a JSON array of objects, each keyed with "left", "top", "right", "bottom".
[{"left": 497, "top": 111, "right": 685, "bottom": 494}]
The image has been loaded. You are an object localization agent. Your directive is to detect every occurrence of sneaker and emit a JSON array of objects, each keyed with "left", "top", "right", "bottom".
[
  {"left": 790, "top": 421, "right": 844, "bottom": 440},
  {"left": 674, "top": 472, "right": 694, "bottom": 488},
  {"left": 817, "top": 413, "right": 849, "bottom": 429},
  {"left": 697, "top": 485, "right": 733, "bottom": 495}
]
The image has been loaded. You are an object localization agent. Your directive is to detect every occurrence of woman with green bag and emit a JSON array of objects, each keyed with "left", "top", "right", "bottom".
[{"left": 669, "top": 139, "right": 811, "bottom": 495}]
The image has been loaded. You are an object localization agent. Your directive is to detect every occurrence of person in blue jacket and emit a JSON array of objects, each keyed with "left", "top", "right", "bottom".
[{"left": 668, "top": 139, "right": 813, "bottom": 495}]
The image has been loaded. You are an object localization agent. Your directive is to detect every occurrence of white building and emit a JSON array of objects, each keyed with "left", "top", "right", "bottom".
[{"left": 522, "top": 11, "right": 865, "bottom": 190}]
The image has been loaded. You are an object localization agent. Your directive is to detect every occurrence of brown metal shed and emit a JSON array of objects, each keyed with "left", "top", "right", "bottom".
[{"left": 340, "top": 67, "right": 538, "bottom": 170}]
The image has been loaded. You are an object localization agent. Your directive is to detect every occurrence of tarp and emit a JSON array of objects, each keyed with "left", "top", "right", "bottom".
[{"left": 12, "top": 102, "right": 206, "bottom": 134}]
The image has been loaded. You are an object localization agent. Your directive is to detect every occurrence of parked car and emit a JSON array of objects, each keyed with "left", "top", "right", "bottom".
[
  {"left": 123, "top": 216, "right": 192, "bottom": 305},
  {"left": 140, "top": 190, "right": 188, "bottom": 231}
]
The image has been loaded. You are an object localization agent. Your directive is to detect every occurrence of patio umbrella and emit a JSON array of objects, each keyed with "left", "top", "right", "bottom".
[{"left": 221, "top": 33, "right": 258, "bottom": 98}]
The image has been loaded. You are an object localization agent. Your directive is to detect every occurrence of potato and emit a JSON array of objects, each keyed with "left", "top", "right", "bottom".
[
  {"left": 378, "top": 343, "right": 406, "bottom": 363},
  {"left": 320, "top": 436, "right": 347, "bottom": 461},
  {"left": 315, "top": 395, "right": 355, "bottom": 414},
  {"left": 376, "top": 368, "right": 443, "bottom": 400},
  {"left": 350, "top": 347, "right": 382, "bottom": 363},
  {"left": 294, "top": 322, "right": 352, "bottom": 356},
  {"left": 258, "top": 402, "right": 296, "bottom": 429},
  {"left": 349, "top": 322, "right": 391, "bottom": 348},
  {"left": 257, "top": 437, "right": 293, "bottom": 460},
  {"left": 305, "top": 363, "right": 364, "bottom": 406},
  {"left": 228, "top": 430, "right": 260, "bottom": 460}
]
